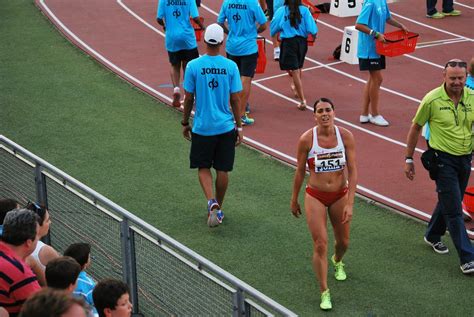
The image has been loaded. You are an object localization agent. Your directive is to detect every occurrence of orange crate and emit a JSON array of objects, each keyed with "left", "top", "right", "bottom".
[
  {"left": 302, "top": 0, "right": 321, "bottom": 20},
  {"left": 376, "top": 30, "right": 419, "bottom": 57},
  {"left": 255, "top": 37, "right": 267, "bottom": 74},
  {"left": 190, "top": 17, "right": 204, "bottom": 41},
  {"left": 463, "top": 186, "right": 474, "bottom": 213}
]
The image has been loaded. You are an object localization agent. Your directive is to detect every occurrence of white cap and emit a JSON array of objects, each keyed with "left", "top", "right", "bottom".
[{"left": 204, "top": 23, "right": 224, "bottom": 45}]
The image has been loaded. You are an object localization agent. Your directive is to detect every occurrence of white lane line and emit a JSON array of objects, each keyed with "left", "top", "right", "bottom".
[
  {"left": 390, "top": 12, "right": 474, "bottom": 41},
  {"left": 453, "top": 1, "right": 474, "bottom": 9},
  {"left": 418, "top": 37, "right": 466, "bottom": 45},
  {"left": 404, "top": 54, "right": 444, "bottom": 69},
  {"left": 38, "top": 0, "right": 474, "bottom": 232},
  {"left": 253, "top": 60, "right": 344, "bottom": 83},
  {"left": 118, "top": 0, "right": 165, "bottom": 36},
  {"left": 416, "top": 38, "right": 470, "bottom": 49}
]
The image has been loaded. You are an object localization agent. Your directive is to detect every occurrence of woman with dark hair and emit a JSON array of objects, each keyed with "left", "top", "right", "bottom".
[
  {"left": 25, "top": 202, "right": 59, "bottom": 286},
  {"left": 290, "top": 98, "right": 357, "bottom": 310},
  {"left": 270, "top": 0, "right": 317, "bottom": 110}
]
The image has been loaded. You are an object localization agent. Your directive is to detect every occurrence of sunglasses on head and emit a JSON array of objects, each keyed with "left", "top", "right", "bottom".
[{"left": 445, "top": 61, "right": 467, "bottom": 69}]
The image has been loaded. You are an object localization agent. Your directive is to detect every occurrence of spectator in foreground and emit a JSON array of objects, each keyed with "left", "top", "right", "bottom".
[
  {"left": 405, "top": 59, "right": 474, "bottom": 275},
  {"left": 0, "top": 209, "right": 41, "bottom": 316},
  {"left": 19, "top": 288, "right": 88, "bottom": 317},
  {"left": 25, "top": 202, "right": 59, "bottom": 286},
  {"left": 64, "top": 242, "right": 96, "bottom": 307},
  {"left": 45, "top": 256, "right": 82, "bottom": 293},
  {"left": 93, "top": 279, "right": 132, "bottom": 317}
]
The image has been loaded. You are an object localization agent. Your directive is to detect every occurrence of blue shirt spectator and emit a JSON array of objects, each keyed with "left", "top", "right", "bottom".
[
  {"left": 157, "top": 0, "right": 199, "bottom": 52},
  {"left": 184, "top": 55, "right": 242, "bottom": 135},
  {"left": 74, "top": 270, "right": 96, "bottom": 307},
  {"left": 356, "top": 0, "right": 391, "bottom": 59},
  {"left": 466, "top": 75, "right": 474, "bottom": 90},
  {"left": 217, "top": 0, "right": 267, "bottom": 56},
  {"left": 270, "top": 5, "right": 317, "bottom": 38}
]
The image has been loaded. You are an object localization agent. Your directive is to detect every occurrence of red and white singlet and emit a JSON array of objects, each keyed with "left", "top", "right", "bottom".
[{"left": 307, "top": 126, "right": 346, "bottom": 173}]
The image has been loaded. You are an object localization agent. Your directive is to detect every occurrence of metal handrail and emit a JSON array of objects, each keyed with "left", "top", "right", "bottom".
[{"left": 0, "top": 134, "right": 297, "bottom": 316}]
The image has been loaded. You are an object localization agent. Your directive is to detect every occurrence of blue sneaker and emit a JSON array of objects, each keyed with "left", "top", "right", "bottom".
[
  {"left": 216, "top": 210, "right": 224, "bottom": 224},
  {"left": 207, "top": 199, "right": 220, "bottom": 227},
  {"left": 241, "top": 114, "right": 255, "bottom": 126}
]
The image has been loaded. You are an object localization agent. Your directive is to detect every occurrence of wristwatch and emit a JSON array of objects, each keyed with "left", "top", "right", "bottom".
[
  {"left": 405, "top": 157, "right": 414, "bottom": 164},
  {"left": 181, "top": 120, "right": 189, "bottom": 127}
]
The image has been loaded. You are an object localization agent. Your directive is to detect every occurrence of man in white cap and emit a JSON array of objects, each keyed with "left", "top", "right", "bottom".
[{"left": 181, "top": 23, "right": 243, "bottom": 228}]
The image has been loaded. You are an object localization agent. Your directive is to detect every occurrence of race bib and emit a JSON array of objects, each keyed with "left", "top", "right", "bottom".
[{"left": 315, "top": 152, "right": 344, "bottom": 172}]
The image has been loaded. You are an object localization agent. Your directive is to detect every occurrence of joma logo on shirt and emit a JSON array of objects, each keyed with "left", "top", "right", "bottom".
[
  {"left": 167, "top": 0, "right": 187, "bottom": 5},
  {"left": 228, "top": 3, "right": 247, "bottom": 9},
  {"left": 439, "top": 106, "right": 451, "bottom": 111},
  {"left": 200, "top": 68, "right": 227, "bottom": 75}
]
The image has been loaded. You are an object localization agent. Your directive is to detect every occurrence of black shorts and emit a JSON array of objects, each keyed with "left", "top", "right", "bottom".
[
  {"left": 168, "top": 48, "right": 199, "bottom": 65},
  {"left": 226, "top": 52, "right": 258, "bottom": 78},
  {"left": 359, "top": 56, "right": 386, "bottom": 71},
  {"left": 279, "top": 36, "right": 307, "bottom": 71},
  {"left": 190, "top": 129, "right": 237, "bottom": 171}
]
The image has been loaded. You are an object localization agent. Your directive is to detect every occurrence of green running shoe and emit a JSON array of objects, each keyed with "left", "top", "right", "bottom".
[
  {"left": 320, "top": 289, "right": 332, "bottom": 310},
  {"left": 443, "top": 9, "right": 461, "bottom": 16},
  {"left": 331, "top": 255, "right": 347, "bottom": 281}
]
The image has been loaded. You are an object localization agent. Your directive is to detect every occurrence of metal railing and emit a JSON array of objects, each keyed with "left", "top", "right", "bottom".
[{"left": 0, "top": 135, "right": 297, "bottom": 317}]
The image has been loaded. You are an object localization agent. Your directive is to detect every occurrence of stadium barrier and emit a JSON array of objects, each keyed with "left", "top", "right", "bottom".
[{"left": 0, "top": 135, "right": 297, "bottom": 317}]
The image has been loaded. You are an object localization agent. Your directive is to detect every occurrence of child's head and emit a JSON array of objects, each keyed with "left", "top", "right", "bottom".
[
  {"left": 63, "top": 242, "right": 91, "bottom": 270},
  {"left": 45, "top": 256, "right": 81, "bottom": 293},
  {"left": 93, "top": 279, "right": 132, "bottom": 317}
]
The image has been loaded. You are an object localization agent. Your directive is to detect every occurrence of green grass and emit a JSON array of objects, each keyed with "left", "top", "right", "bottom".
[{"left": 1, "top": 1, "right": 472, "bottom": 316}]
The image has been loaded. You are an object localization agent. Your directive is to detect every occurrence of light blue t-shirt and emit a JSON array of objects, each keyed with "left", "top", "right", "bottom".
[
  {"left": 466, "top": 75, "right": 474, "bottom": 90},
  {"left": 273, "top": 0, "right": 284, "bottom": 13},
  {"left": 270, "top": 5, "right": 317, "bottom": 39},
  {"left": 157, "top": 0, "right": 199, "bottom": 52},
  {"left": 356, "top": 0, "right": 391, "bottom": 59},
  {"left": 74, "top": 271, "right": 96, "bottom": 307},
  {"left": 0, "top": 225, "right": 2, "bottom": 236},
  {"left": 217, "top": 0, "right": 267, "bottom": 56},
  {"left": 184, "top": 55, "right": 242, "bottom": 136}
]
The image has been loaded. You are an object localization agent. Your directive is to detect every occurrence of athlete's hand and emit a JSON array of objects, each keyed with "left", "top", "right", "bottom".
[
  {"left": 405, "top": 162, "right": 415, "bottom": 180},
  {"left": 235, "top": 129, "right": 243, "bottom": 146},
  {"left": 342, "top": 205, "right": 353, "bottom": 224},
  {"left": 290, "top": 200, "right": 302, "bottom": 218},
  {"left": 182, "top": 125, "right": 191, "bottom": 141}
]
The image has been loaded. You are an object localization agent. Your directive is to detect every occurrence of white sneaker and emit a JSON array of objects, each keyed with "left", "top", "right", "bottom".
[
  {"left": 274, "top": 47, "right": 280, "bottom": 61},
  {"left": 359, "top": 115, "right": 370, "bottom": 124},
  {"left": 369, "top": 115, "right": 389, "bottom": 127}
]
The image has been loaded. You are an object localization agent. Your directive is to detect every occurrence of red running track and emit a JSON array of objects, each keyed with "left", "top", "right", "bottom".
[{"left": 35, "top": 0, "right": 474, "bottom": 237}]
